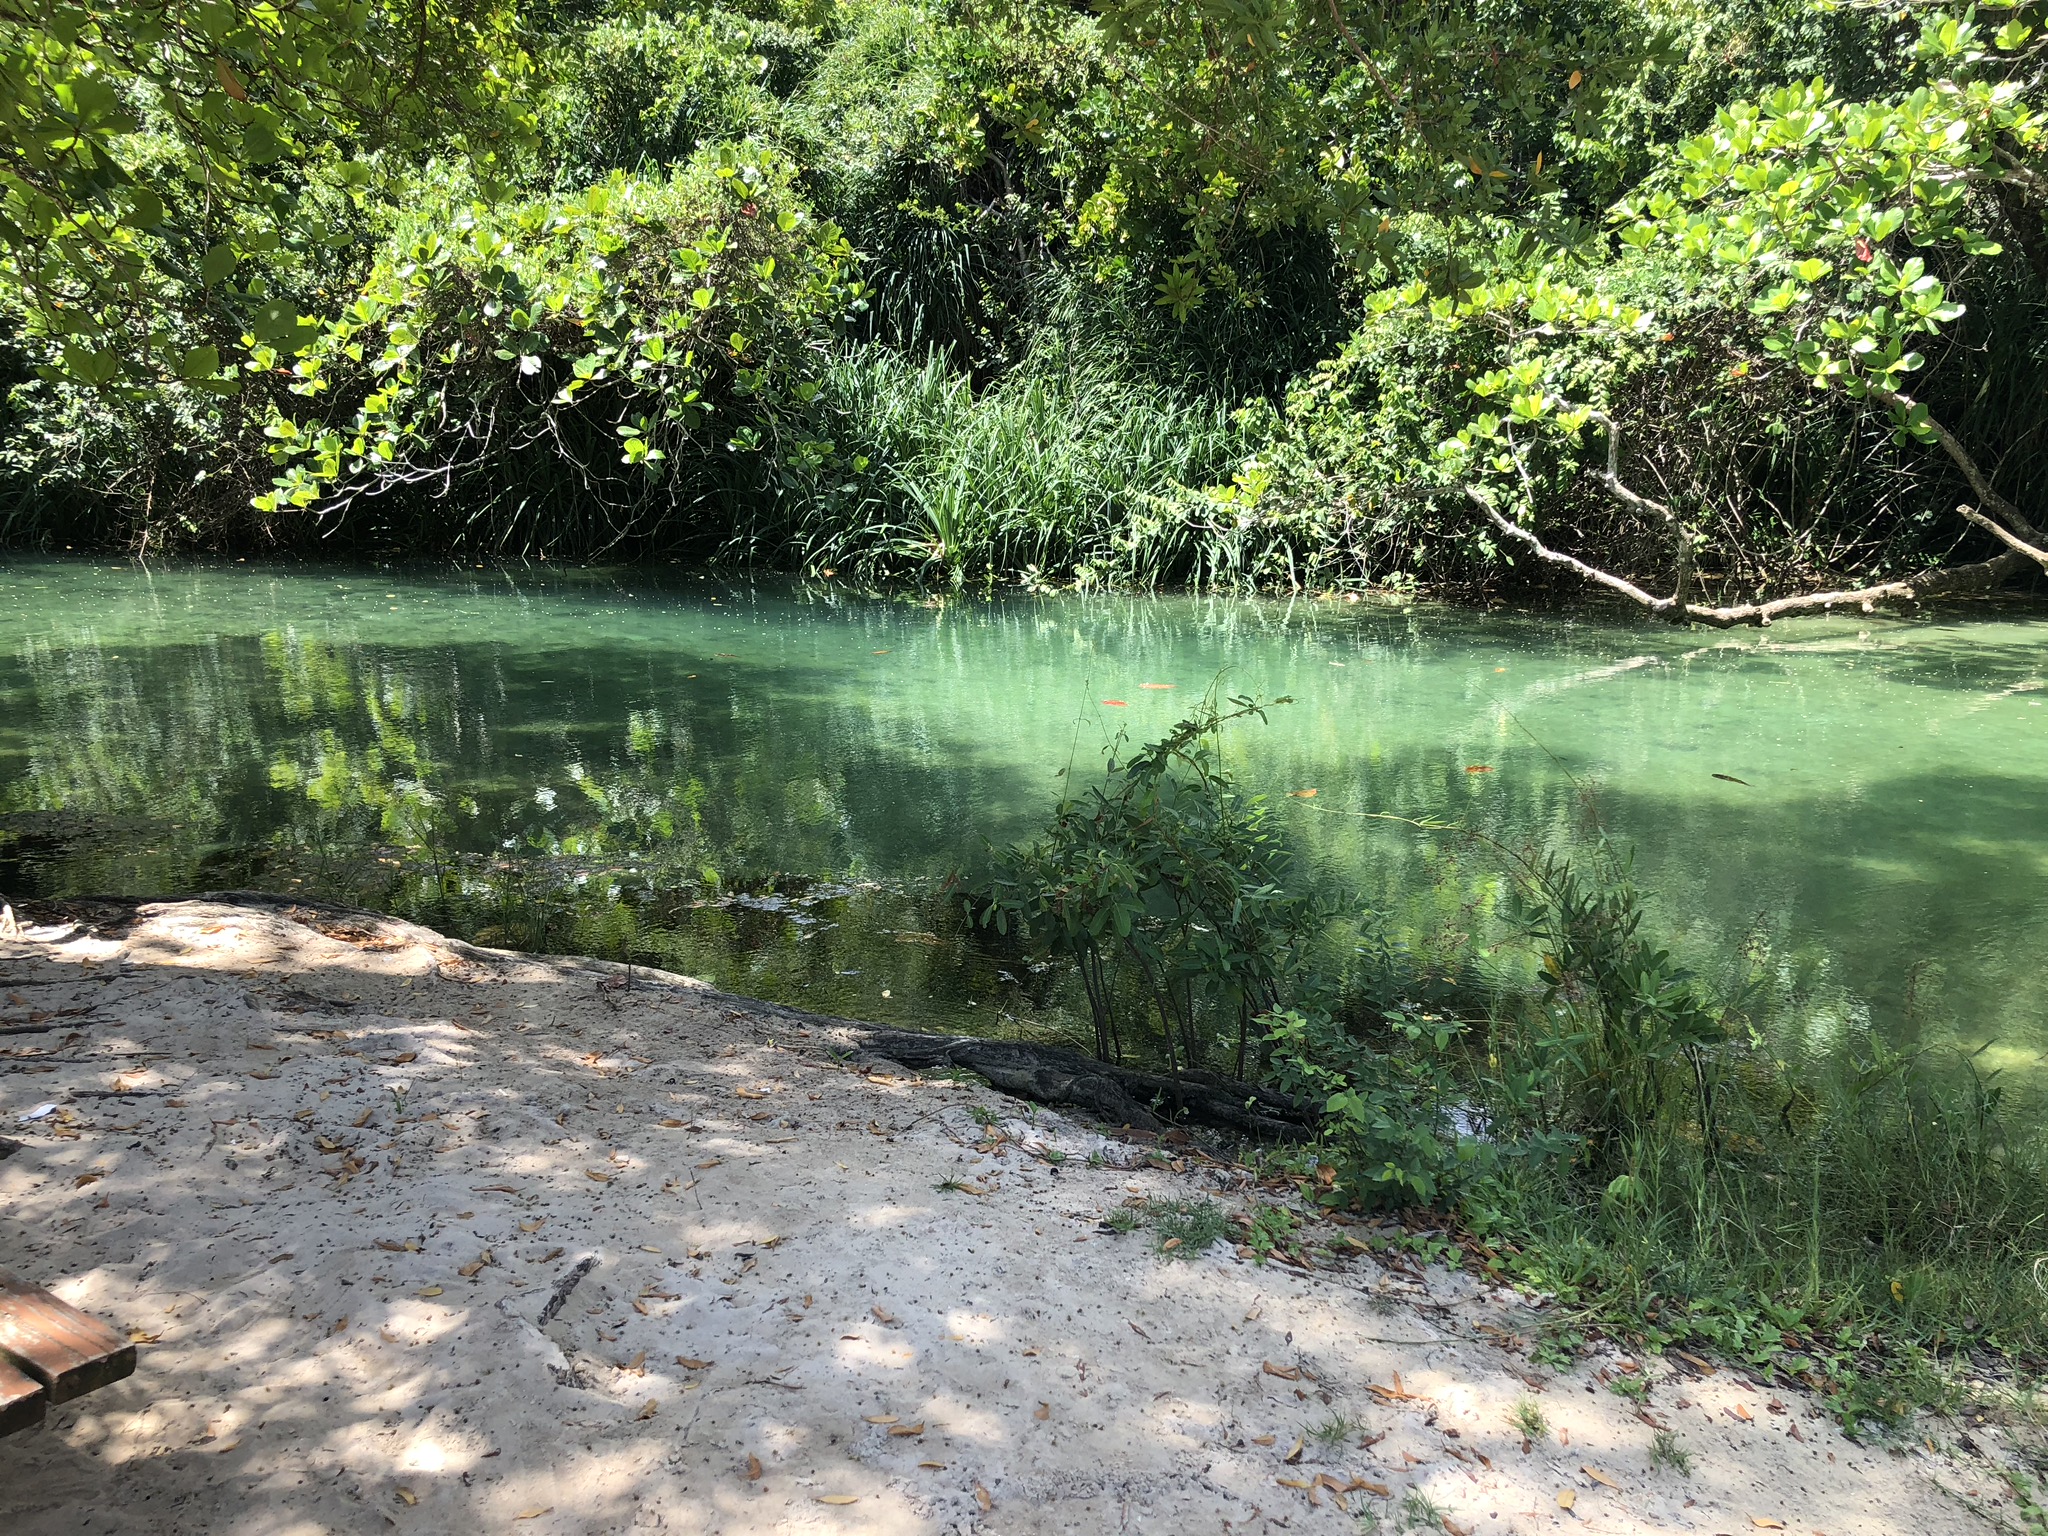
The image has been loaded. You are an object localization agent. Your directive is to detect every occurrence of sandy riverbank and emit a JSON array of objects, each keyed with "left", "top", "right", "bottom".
[{"left": 0, "top": 897, "right": 2029, "bottom": 1534}]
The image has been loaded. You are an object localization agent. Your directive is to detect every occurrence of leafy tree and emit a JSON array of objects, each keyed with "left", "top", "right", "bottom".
[
  {"left": 0, "top": 0, "right": 533, "bottom": 388},
  {"left": 255, "top": 146, "right": 860, "bottom": 533}
]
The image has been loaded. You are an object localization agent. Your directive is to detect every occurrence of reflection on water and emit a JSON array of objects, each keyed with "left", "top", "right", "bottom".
[{"left": 3, "top": 559, "right": 2045, "bottom": 1087}]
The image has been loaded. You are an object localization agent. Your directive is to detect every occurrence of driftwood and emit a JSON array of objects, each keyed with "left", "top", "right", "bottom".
[{"left": 710, "top": 992, "right": 1313, "bottom": 1140}]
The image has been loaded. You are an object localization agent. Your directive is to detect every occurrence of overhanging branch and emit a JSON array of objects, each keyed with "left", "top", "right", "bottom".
[
  {"left": 1866, "top": 386, "right": 2046, "bottom": 546},
  {"left": 1471, "top": 489, "right": 2033, "bottom": 627},
  {"left": 1956, "top": 503, "right": 2048, "bottom": 571}
]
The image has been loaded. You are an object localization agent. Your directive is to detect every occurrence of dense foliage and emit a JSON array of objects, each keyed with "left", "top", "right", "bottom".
[
  {"left": 4, "top": 0, "right": 2047, "bottom": 599},
  {"left": 983, "top": 704, "right": 2048, "bottom": 1424}
]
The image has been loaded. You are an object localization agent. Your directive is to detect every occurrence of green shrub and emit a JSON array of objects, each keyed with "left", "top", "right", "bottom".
[
  {"left": 254, "top": 147, "right": 859, "bottom": 554},
  {"left": 537, "top": 12, "right": 790, "bottom": 185},
  {"left": 975, "top": 694, "right": 1324, "bottom": 1073},
  {"left": 1264, "top": 1003, "right": 1485, "bottom": 1209}
]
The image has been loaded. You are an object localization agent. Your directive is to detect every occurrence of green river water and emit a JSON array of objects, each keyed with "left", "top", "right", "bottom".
[{"left": 3, "top": 559, "right": 2045, "bottom": 1091}]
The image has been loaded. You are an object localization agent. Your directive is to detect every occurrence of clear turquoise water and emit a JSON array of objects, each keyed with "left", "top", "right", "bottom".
[{"left": 3, "top": 558, "right": 2044, "bottom": 1085}]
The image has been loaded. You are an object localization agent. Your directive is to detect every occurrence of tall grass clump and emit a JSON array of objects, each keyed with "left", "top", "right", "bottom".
[
  {"left": 763, "top": 346, "right": 1264, "bottom": 587},
  {"left": 1467, "top": 845, "right": 2048, "bottom": 1427}
]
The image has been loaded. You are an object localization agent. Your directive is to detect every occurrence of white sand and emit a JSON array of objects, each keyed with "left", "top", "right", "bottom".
[{"left": 0, "top": 898, "right": 2025, "bottom": 1534}]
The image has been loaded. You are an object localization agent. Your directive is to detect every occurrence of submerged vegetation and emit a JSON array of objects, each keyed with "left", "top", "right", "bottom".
[{"left": 4, "top": 0, "right": 2047, "bottom": 612}]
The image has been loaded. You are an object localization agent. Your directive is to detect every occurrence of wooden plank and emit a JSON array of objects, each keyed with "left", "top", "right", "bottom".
[
  {"left": 0, "top": 1353, "right": 45, "bottom": 1437},
  {"left": 0, "top": 1271, "right": 136, "bottom": 1405}
]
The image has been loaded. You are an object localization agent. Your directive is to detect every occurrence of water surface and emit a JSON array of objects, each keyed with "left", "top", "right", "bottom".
[{"left": 3, "top": 560, "right": 2044, "bottom": 1087}]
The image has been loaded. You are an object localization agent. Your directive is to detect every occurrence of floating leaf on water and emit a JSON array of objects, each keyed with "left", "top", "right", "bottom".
[
  {"left": 1465, "top": 765, "right": 1494, "bottom": 774},
  {"left": 1713, "top": 773, "right": 1752, "bottom": 785},
  {"left": 1139, "top": 683, "right": 1175, "bottom": 689},
  {"left": 1100, "top": 699, "right": 1128, "bottom": 707},
  {"left": 1288, "top": 788, "right": 1318, "bottom": 798}
]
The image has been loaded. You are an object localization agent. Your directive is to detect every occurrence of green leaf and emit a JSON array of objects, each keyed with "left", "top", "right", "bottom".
[
  {"left": 201, "top": 242, "right": 240, "bottom": 287},
  {"left": 123, "top": 187, "right": 165, "bottom": 228}
]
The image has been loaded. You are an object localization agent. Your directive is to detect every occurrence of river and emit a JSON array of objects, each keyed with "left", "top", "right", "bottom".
[{"left": 3, "top": 558, "right": 2043, "bottom": 1092}]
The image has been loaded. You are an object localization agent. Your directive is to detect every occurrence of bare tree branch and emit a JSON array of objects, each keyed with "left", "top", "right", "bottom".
[
  {"left": 1956, "top": 502, "right": 2048, "bottom": 570},
  {"left": 1470, "top": 489, "right": 2033, "bottom": 627},
  {"left": 1591, "top": 412, "right": 1692, "bottom": 608},
  {"left": 1469, "top": 488, "right": 1681, "bottom": 615},
  {"left": 1865, "top": 386, "right": 2046, "bottom": 545}
]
